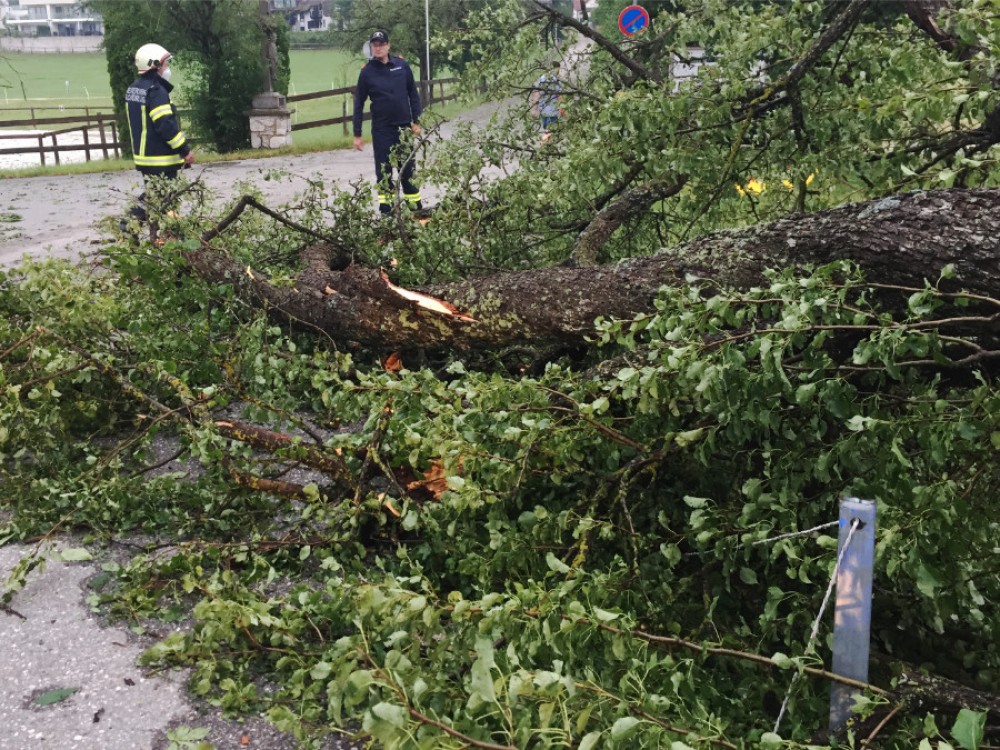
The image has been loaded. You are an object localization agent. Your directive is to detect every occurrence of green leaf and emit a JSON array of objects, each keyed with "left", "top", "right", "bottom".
[
  {"left": 593, "top": 607, "right": 619, "bottom": 622},
  {"left": 674, "top": 428, "right": 705, "bottom": 446},
  {"left": 578, "top": 731, "right": 602, "bottom": 750},
  {"left": 915, "top": 562, "right": 942, "bottom": 598},
  {"left": 35, "top": 687, "right": 78, "bottom": 705},
  {"left": 545, "top": 552, "right": 570, "bottom": 574},
  {"left": 309, "top": 661, "right": 332, "bottom": 681},
  {"left": 770, "top": 652, "right": 793, "bottom": 669},
  {"left": 610, "top": 716, "right": 641, "bottom": 741},
  {"left": 469, "top": 656, "right": 497, "bottom": 703},
  {"left": 168, "top": 726, "right": 210, "bottom": 741},
  {"left": 760, "top": 732, "right": 783, "bottom": 748},
  {"left": 345, "top": 670, "right": 374, "bottom": 704},
  {"left": 740, "top": 567, "right": 759, "bottom": 585},
  {"left": 845, "top": 415, "right": 870, "bottom": 432},
  {"left": 370, "top": 701, "right": 407, "bottom": 728},
  {"left": 951, "top": 708, "right": 986, "bottom": 750},
  {"left": 60, "top": 548, "right": 92, "bottom": 562},
  {"left": 86, "top": 571, "right": 112, "bottom": 591},
  {"left": 924, "top": 713, "right": 941, "bottom": 738}
]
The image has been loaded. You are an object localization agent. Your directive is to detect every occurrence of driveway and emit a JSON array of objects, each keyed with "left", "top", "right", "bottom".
[{"left": 0, "top": 100, "right": 506, "bottom": 269}]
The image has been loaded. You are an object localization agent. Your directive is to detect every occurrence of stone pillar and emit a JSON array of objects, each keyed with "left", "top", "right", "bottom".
[{"left": 246, "top": 92, "right": 294, "bottom": 149}]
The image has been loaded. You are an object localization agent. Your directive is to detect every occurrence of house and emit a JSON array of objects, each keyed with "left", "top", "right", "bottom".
[
  {"left": 572, "top": 0, "right": 597, "bottom": 22},
  {"left": 284, "top": 0, "right": 331, "bottom": 32},
  {"left": 2, "top": 0, "right": 102, "bottom": 36}
]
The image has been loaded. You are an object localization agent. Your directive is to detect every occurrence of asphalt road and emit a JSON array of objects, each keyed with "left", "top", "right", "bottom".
[
  {"left": 0, "top": 99, "right": 505, "bottom": 269},
  {"left": 1, "top": 146, "right": 400, "bottom": 268},
  {"left": 0, "top": 543, "right": 363, "bottom": 750}
]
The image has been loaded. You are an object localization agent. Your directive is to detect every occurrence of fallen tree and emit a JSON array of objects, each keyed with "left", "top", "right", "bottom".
[
  {"left": 187, "top": 188, "right": 1000, "bottom": 351},
  {"left": 3, "top": 1, "right": 999, "bottom": 748}
]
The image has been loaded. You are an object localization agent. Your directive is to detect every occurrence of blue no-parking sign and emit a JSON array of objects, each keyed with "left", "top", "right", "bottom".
[{"left": 618, "top": 4, "right": 650, "bottom": 37}]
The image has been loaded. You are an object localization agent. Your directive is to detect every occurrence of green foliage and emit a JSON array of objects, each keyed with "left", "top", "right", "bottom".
[
  {"left": 424, "top": 0, "right": 1000, "bottom": 273},
  {"left": 4, "top": 1, "right": 1000, "bottom": 748},
  {"left": 165, "top": 725, "right": 212, "bottom": 750},
  {"left": 331, "top": 0, "right": 487, "bottom": 79},
  {"left": 3, "top": 235, "right": 998, "bottom": 746}
]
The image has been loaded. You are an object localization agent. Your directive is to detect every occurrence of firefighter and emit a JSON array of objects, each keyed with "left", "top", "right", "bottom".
[
  {"left": 124, "top": 43, "right": 194, "bottom": 225},
  {"left": 352, "top": 30, "right": 423, "bottom": 215}
]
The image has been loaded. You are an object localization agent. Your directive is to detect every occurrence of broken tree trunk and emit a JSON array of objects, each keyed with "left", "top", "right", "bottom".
[{"left": 185, "top": 189, "right": 1000, "bottom": 351}]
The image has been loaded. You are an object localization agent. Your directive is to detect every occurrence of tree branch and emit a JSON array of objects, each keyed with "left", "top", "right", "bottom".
[
  {"left": 901, "top": 0, "right": 958, "bottom": 53},
  {"left": 570, "top": 176, "right": 688, "bottom": 266},
  {"left": 742, "top": 0, "right": 868, "bottom": 118},
  {"left": 526, "top": 0, "right": 660, "bottom": 84}
]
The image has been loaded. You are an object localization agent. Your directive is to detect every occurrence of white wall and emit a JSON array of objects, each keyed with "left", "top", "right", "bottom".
[{"left": 0, "top": 35, "right": 102, "bottom": 51}]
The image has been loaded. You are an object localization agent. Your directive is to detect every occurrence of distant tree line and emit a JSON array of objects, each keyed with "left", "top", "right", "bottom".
[{"left": 285, "top": 0, "right": 492, "bottom": 83}]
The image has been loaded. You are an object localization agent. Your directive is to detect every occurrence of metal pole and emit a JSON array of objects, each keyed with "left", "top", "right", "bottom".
[
  {"left": 829, "top": 497, "right": 877, "bottom": 731},
  {"left": 424, "top": 0, "right": 431, "bottom": 82}
]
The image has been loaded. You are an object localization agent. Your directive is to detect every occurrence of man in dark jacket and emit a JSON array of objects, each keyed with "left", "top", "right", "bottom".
[
  {"left": 124, "top": 43, "right": 194, "bottom": 224},
  {"left": 353, "top": 30, "right": 423, "bottom": 215}
]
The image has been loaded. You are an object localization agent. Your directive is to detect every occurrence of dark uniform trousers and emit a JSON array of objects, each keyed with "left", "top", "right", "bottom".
[
  {"left": 128, "top": 169, "right": 181, "bottom": 223},
  {"left": 372, "top": 125, "right": 421, "bottom": 215}
]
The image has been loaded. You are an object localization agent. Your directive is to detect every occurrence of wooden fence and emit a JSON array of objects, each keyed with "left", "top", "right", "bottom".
[
  {"left": 0, "top": 112, "right": 121, "bottom": 166},
  {"left": 0, "top": 78, "right": 460, "bottom": 167},
  {"left": 287, "top": 77, "right": 459, "bottom": 133}
]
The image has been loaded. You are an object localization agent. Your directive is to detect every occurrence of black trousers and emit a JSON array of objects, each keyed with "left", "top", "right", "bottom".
[
  {"left": 372, "top": 125, "right": 421, "bottom": 214},
  {"left": 129, "top": 168, "right": 181, "bottom": 222}
]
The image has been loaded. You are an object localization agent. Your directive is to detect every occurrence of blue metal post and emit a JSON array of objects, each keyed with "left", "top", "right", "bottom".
[{"left": 829, "top": 497, "right": 877, "bottom": 730}]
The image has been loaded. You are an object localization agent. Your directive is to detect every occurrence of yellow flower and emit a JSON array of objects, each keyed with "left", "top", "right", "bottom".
[{"left": 782, "top": 172, "right": 816, "bottom": 190}]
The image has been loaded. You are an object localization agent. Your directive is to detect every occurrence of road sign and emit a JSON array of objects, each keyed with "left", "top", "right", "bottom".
[{"left": 618, "top": 4, "right": 650, "bottom": 37}]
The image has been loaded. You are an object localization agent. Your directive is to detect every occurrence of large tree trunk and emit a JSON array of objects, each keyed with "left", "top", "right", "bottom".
[{"left": 186, "top": 189, "right": 1000, "bottom": 351}]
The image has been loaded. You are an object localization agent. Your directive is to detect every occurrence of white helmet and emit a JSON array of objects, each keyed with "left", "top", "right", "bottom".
[{"left": 134, "top": 43, "right": 172, "bottom": 73}]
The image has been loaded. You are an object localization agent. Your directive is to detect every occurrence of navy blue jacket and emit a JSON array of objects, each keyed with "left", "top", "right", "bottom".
[
  {"left": 353, "top": 55, "right": 422, "bottom": 136},
  {"left": 125, "top": 70, "right": 190, "bottom": 175}
]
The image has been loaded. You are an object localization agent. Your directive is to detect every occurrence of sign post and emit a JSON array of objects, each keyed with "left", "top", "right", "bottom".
[
  {"left": 829, "top": 498, "right": 877, "bottom": 730},
  {"left": 618, "top": 4, "right": 650, "bottom": 37}
]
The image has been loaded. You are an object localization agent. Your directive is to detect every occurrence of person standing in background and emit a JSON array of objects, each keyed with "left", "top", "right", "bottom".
[
  {"left": 124, "top": 43, "right": 194, "bottom": 226},
  {"left": 353, "top": 30, "right": 423, "bottom": 215},
  {"left": 532, "top": 60, "right": 563, "bottom": 138}
]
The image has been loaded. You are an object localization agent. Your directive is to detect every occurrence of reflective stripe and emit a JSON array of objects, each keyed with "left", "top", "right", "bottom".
[
  {"left": 139, "top": 105, "right": 148, "bottom": 158},
  {"left": 377, "top": 193, "right": 392, "bottom": 205},
  {"left": 126, "top": 102, "right": 137, "bottom": 155},
  {"left": 149, "top": 104, "right": 173, "bottom": 121},
  {"left": 403, "top": 192, "right": 422, "bottom": 203},
  {"left": 166, "top": 132, "right": 186, "bottom": 149},
  {"left": 134, "top": 153, "right": 185, "bottom": 166}
]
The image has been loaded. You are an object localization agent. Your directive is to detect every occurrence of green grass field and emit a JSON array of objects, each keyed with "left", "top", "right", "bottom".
[
  {"left": 0, "top": 48, "right": 367, "bottom": 104},
  {"left": 0, "top": 48, "right": 374, "bottom": 132}
]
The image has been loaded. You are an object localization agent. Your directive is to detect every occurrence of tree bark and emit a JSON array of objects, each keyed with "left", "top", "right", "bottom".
[{"left": 186, "top": 188, "right": 1000, "bottom": 352}]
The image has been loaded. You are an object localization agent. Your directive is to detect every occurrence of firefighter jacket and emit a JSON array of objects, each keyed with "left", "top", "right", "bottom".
[
  {"left": 125, "top": 70, "right": 190, "bottom": 175},
  {"left": 353, "top": 55, "right": 422, "bottom": 137}
]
